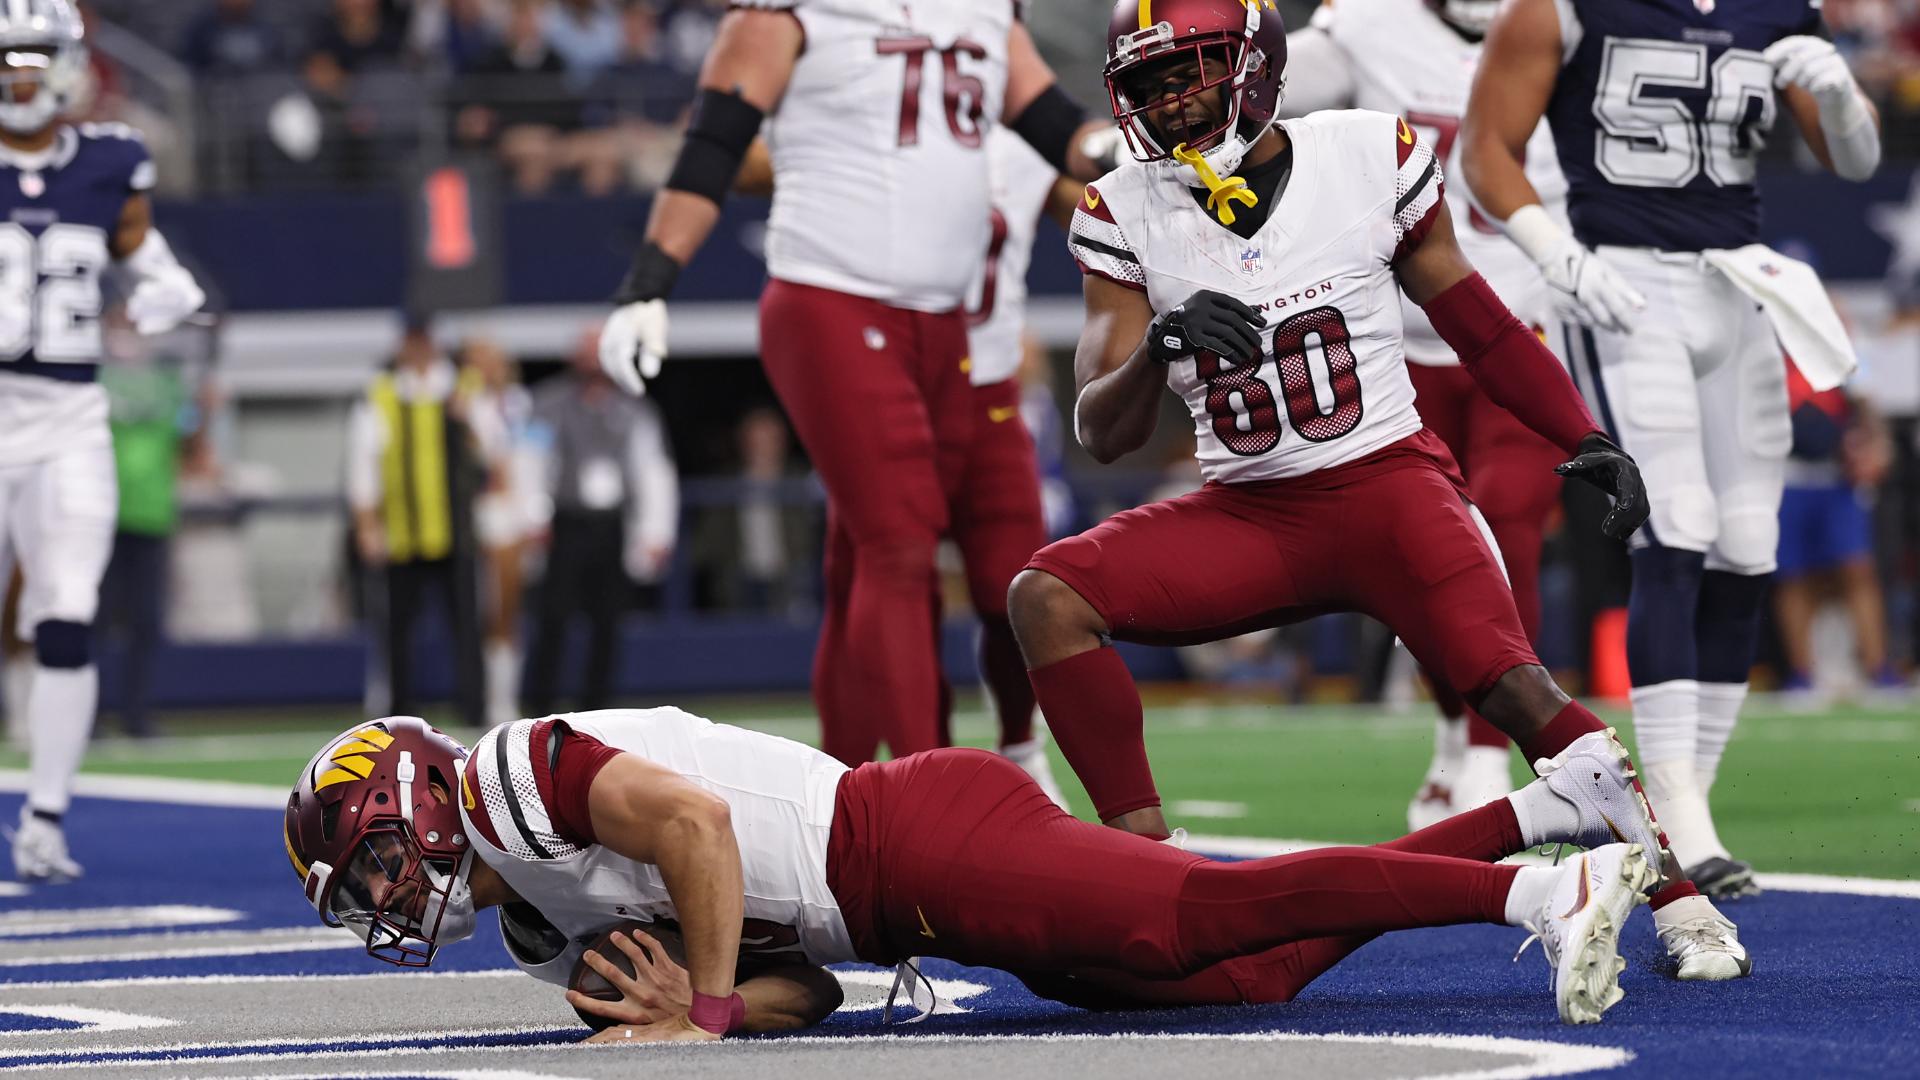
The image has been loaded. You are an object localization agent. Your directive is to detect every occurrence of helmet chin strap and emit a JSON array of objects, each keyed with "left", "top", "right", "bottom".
[
  {"left": 1173, "top": 140, "right": 1259, "bottom": 226},
  {"left": 429, "top": 848, "right": 480, "bottom": 947}
]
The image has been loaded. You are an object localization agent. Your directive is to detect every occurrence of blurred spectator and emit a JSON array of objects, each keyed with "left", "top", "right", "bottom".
[
  {"left": 453, "top": 0, "right": 581, "bottom": 194},
  {"left": 98, "top": 345, "right": 199, "bottom": 739},
  {"left": 458, "top": 337, "right": 542, "bottom": 727},
  {"left": 345, "top": 316, "right": 493, "bottom": 728},
  {"left": 521, "top": 326, "right": 678, "bottom": 716},
  {"left": 658, "top": 0, "right": 723, "bottom": 77},
  {"left": 410, "top": 0, "right": 504, "bottom": 73},
  {"left": 180, "top": 0, "right": 283, "bottom": 78},
  {"left": 691, "top": 407, "right": 812, "bottom": 614},
  {"left": 308, "top": 0, "right": 407, "bottom": 77},
  {"left": 1773, "top": 359, "right": 1903, "bottom": 700},
  {"left": 1016, "top": 335, "right": 1077, "bottom": 539},
  {"left": 541, "top": 0, "right": 622, "bottom": 89}
]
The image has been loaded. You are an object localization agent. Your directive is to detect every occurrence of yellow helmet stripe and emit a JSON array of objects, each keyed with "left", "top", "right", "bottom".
[
  {"left": 347, "top": 726, "right": 395, "bottom": 750},
  {"left": 1138, "top": 0, "right": 1152, "bottom": 30}
]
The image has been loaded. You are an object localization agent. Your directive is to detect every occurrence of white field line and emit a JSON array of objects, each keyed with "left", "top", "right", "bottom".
[
  {"left": 0, "top": 907, "right": 242, "bottom": 938},
  {"left": 0, "top": 930, "right": 366, "bottom": 968},
  {"left": 0, "top": 1005, "right": 174, "bottom": 1037},
  {"left": 0, "top": 1028, "right": 1633, "bottom": 1080},
  {"left": 1168, "top": 800, "right": 1249, "bottom": 819}
]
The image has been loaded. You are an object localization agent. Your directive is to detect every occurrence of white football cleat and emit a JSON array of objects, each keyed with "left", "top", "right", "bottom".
[
  {"left": 10, "top": 808, "right": 82, "bottom": 883},
  {"left": 1406, "top": 780, "right": 1453, "bottom": 833},
  {"left": 1533, "top": 729, "right": 1663, "bottom": 871},
  {"left": 1520, "top": 843, "right": 1658, "bottom": 1025},
  {"left": 1002, "top": 738, "right": 1068, "bottom": 810},
  {"left": 1655, "top": 899, "right": 1752, "bottom": 981}
]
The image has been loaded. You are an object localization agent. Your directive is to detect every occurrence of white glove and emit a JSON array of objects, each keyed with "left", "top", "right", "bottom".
[
  {"left": 1763, "top": 35, "right": 1856, "bottom": 107},
  {"left": 597, "top": 299, "right": 668, "bottom": 397},
  {"left": 127, "top": 266, "right": 206, "bottom": 336},
  {"left": 1505, "top": 204, "right": 1646, "bottom": 334}
]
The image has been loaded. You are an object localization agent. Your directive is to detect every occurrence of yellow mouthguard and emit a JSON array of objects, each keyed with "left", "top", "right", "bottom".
[{"left": 1173, "top": 142, "right": 1259, "bottom": 226}]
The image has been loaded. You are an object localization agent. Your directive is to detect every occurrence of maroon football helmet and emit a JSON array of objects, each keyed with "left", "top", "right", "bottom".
[
  {"left": 284, "top": 717, "right": 477, "bottom": 967},
  {"left": 1103, "top": 0, "right": 1288, "bottom": 168}
]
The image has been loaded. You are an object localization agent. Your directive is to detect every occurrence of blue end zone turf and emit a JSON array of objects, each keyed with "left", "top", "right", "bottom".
[{"left": 3, "top": 794, "right": 1916, "bottom": 1077}]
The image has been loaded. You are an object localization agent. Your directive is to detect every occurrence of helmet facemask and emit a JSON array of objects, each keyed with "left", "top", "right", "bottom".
[
  {"left": 322, "top": 826, "right": 477, "bottom": 967},
  {"left": 0, "top": 39, "right": 85, "bottom": 137}
]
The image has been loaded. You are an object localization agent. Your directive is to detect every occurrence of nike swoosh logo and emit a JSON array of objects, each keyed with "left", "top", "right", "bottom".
[
  {"left": 1084, "top": 189, "right": 1101, "bottom": 210},
  {"left": 916, "top": 906, "right": 936, "bottom": 939},
  {"left": 988, "top": 406, "right": 1018, "bottom": 423},
  {"left": 1598, "top": 811, "right": 1630, "bottom": 845},
  {"left": 1560, "top": 855, "right": 1594, "bottom": 920},
  {"left": 1397, "top": 118, "right": 1414, "bottom": 145}
]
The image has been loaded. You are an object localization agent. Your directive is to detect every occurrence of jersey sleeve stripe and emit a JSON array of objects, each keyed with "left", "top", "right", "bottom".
[
  {"left": 503, "top": 718, "right": 585, "bottom": 860},
  {"left": 1394, "top": 153, "right": 1438, "bottom": 217},
  {"left": 1392, "top": 132, "right": 1443, "bottom": 251},
  {"left": 1070, "top": 208, "right": 1147, "bottom": 290},
  {"left": 460, "top": 745, "right": 504, "bottom": 852}
]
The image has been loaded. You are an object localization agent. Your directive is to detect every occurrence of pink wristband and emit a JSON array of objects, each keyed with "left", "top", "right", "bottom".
[{"left": 689, "top": 990, "right": 744, "bottom": 1035}]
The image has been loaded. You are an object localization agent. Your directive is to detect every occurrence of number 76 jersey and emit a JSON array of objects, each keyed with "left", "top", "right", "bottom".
[{"left": 1071, "top": 110, "right": 1433, "bottom": 483}]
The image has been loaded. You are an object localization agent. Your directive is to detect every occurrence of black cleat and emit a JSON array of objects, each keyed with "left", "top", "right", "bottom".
[{"left": 1687, "top": 856, "right": 1760, "bottom": 900}]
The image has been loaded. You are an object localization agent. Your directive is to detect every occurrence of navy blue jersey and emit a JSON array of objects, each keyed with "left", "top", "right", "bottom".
[
  {"left": 1547, "top": 0, "right": 1823, "bottom": 252},
  {"left": 0, "top": 123, "right": 152, "bottom": 383}
]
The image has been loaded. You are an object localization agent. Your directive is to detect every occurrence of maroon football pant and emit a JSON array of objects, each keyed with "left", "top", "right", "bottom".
[
  {"left": 1408, "top": 363, "right": 1565, "bottom": 748},
  {"left": 826, "top": 749, "right": 1519, "bottom": 976},
  {"left": 1016, "top": 793, "right": 1528, "bottom": 1007},
  {"left": 760, "top": 279, "right": 973, "bottom": 764},
  {"left": 937, "top": 377, "right": 1048, "bottom": 748},
  {"left": 1025, "top": 431, "right": 1538, "bottom": 820}
]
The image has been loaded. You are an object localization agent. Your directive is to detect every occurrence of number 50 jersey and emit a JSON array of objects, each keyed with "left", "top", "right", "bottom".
[{"left": 1071, "top": 110, "right": 1433, "bottom": 484}]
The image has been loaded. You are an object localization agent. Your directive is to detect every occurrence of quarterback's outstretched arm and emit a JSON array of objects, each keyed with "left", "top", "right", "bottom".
[{"left": 582, "top": 752, "right": 747, "bottom": 1040}]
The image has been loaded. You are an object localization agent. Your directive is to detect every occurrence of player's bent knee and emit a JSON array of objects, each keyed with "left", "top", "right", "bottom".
[
  {"left": 1008, "top": 569, "right": 1098, "bottom": 637},
  {"left": 1706, "top": 512, "right": 1779, "bottom": 576},
  {"left": 33, "top": 620, "right": 93, "bottom": 669}
]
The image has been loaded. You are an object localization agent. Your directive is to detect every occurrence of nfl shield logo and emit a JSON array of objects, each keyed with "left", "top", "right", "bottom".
[
  {"left": 18, "top": 171, "right": 43, "bottom": 199},
  {"left": 1240, "top": 246, "right": 1262, "bottom": 276},
  {"left": 1694, "top": 0, "right": 1714, "bottom": 12}
]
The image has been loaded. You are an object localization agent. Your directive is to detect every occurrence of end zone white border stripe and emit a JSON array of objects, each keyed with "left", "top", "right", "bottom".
[
  {"left": 0, "top": 771, "right": 285, "bottom": 809},
  {"left": 1185, "top": 835, "right": 1920, "bottom": 900},
  {"left": 0, "top": 1006, "right": 173, "bottom": 1037}
]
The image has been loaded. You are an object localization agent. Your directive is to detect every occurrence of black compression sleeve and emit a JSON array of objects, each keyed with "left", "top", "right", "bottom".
[
  {"left": 664, "top": 88, "right": 766, "bottom": 204},
  {"left": 1009, "top": 82, "right": 1087, "bottom": 174}
]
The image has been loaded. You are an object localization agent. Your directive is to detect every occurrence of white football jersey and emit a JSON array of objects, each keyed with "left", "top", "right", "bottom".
[
  {"left": 1071, "top": 111, "right": 1433, "bottom": 483},
  {"left": 965, "top": 127, "right": 1058, "bottom": 386},
  {"left": 1309, "top": 0, "right": 1568, "bottom": 364},
  {"left": 460, "top": 708, "right": 857, "bottom": 974},
  {"left": 747, "top": 0, "right": 1013, "bottom": 313}
]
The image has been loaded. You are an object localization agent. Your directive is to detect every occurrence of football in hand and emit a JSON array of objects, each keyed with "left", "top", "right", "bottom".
[{"left": 567, "top": 920, "right": 685, "bottom": 1031}]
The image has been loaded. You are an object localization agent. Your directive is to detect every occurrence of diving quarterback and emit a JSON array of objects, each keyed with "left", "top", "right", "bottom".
[
  {"left": 1007, "top": 0, "right": 1740, "bottom": 981},
  {"left": 595, "top": 1, "right": 1111, "bottom": 767},
  {"left": 286, "top": 711, "right": 1663, "bottom": 1032},
  {"left": 0, "top": 0, "right": 205, "bottom": 882},
  {"left": 1463, "top": 0, "right": 1877, "bottom": 912},
  {"left": 1280, "top": 0, "right": 1571, "bottom": 829}
]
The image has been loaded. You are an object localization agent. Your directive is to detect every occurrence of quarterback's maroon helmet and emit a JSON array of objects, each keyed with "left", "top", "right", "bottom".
[
  {"left": 284, "top": 717, "right": 477, "bottom": 967},
  {"left": 1103, "top": 0, "right": 1288, "bottom": 163}
]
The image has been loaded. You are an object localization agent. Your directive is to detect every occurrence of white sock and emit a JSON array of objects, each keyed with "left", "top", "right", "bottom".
[
  {"left": 1695, "top": 682, "right": 1748, "bottom": 795},
  {"left": 1643, "top": 759, "right": 1729, "bottom": 869},
  {"left": 1629, "top": 679, "right": 1700, "bottom": 767},
  {"left": 485, "top": 640, "right": 519, "bottom": 728},
  {"left": 1651, "top": 892, "right": 1725, "bottom": 930},
  {"left": 1506, "top": 779, "right": 1583, "bottom": 848},
  {"left": 1503, "top": 865, "right": 1563, "bottom": 927},
  {"left": 25, "top": 665, "right": 99, "bottom": 816},
  {"left": 1426, "top": 716, "right": 1466, "bottom": 782}
]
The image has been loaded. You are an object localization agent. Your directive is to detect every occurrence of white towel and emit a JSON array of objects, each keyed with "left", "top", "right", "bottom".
[{"left": 1702, "top": 245, "right": 1856, "bottom": 391}]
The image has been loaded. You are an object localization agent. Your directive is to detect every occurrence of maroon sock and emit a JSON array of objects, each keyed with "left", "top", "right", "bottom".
[
  {"left": 1379, "top": 798, "right": 1525, "bottom": 863},
  {"left": 1518, "top": 699, "right": 1607, "bottom": 764},
  {"left": 1176, "top": 848, "right": 1518, "bottom": 968},
  {"left": 1027, "top": 647, "right": 1157, "bottom": 820},
  {"left": 1649, "top": 879, "right": 1701, "bottom": 910},
  {"left": 979, "top": 616, "right": 1036, "bottom": 747}
]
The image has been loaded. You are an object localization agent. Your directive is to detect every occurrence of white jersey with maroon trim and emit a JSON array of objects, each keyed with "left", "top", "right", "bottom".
[
  {"left": 744, "top": 0, "right": 1013, "bottom": 313},
  {"left": 1070, "top": 110, "right": 1434, "bottom": 483},
  {"left": 1307, "top": 0, "right": 1567, "bottom": 365},
  {"left": 965, "top": 126, "right": 1058, "bottom": 386},
  {"left": 459, "top": 709, "right": 856, "bottom": 973}
]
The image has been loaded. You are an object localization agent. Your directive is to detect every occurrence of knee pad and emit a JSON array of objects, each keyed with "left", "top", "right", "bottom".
[
  {"left": 1646, "top": 484, "right": 1719, "bottom": 553},
  {"left": 1705, "top": 506, "right": 1780, "bottom": 576},
  {"left": 34, "top": 620, "right": 93, "bottom": 669}
]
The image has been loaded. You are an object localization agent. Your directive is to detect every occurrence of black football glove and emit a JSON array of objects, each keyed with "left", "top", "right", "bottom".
[
  {"left": 1555, "top": 433, "right": 1649, "bottom": 541},
  {"left": 1146, "top": 290, "right": 1266, "bottom": 365}
]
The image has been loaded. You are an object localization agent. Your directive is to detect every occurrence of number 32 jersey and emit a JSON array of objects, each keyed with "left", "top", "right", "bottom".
[
  {"left": 0, "top": 123, "right": 154, "bottom": 466},
  {"left": 742, "top": 0, "right": 1013, "bottom": 313},
  {"left": 1072, "top": 110, "right": 1436, "bottom": 484}
]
